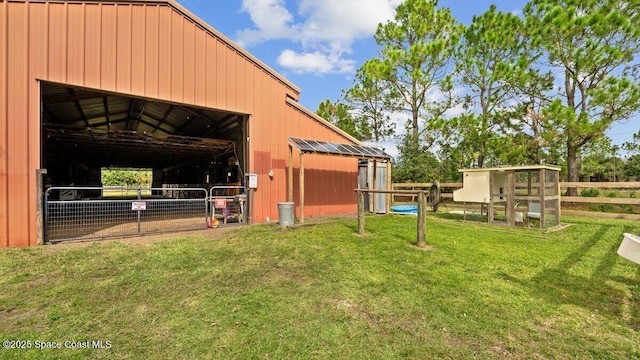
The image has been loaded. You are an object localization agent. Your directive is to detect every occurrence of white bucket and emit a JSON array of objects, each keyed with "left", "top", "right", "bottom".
[
  {"left": 514, "top": 212, "right": 523, "bottom": 223},
  {"left": 617, "top": 233, "right": 640, "bottom": 265}
]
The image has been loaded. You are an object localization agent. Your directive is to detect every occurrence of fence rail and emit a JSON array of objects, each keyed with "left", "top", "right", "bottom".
[{"left": 392, "top": 181, "right": 640, "bottom": 220}]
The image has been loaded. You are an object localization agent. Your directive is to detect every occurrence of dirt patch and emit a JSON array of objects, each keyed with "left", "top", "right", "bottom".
[
  {"left": 42, "top": 213, "right": 360, "bottom": 252},
  {"left": 41, "top": 225, "right": 241, "bottom": 252},
  {"left": 410, "top": 244, "right": 435, "bottom": 251}
]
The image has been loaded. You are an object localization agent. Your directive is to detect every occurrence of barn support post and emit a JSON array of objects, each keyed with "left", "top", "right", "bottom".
[
  {"left": 288, "top": 145, "right": 293, "bottom": 203},
  {"left": 357, "top": 190, "right": 365, "bottom": 235},
  {"left": 417, "top": 190, "right": 427, "bottom": 248},
  {"left": 36, "top": 169, "right": 48, "bottom": 245},
  {"left": 299, "top": 152, "right": 305, "bottom": 224}
]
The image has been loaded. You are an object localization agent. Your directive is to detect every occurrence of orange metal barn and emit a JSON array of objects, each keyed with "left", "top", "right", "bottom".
[{"left": 0, "top": 0, "right": 388, "bottom": 247}]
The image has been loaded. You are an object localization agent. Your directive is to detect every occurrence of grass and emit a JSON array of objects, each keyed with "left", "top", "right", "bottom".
[
  {"left": 101, "top": 189, "right": 152, "bottom": 198},
  {"left": 1, "top": 214, "right": 639, "bottom": 359}
]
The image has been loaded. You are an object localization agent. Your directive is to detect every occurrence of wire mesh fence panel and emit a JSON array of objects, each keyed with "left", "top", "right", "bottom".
[
  {"left": 46, "top": 200, "right": 139, "bottom": 241},
  {"left": 138, "top": 199, "right": 208, "bottom": 234},
  {"left": 45, "top": 187, "right": 208, "bottom": 242}
]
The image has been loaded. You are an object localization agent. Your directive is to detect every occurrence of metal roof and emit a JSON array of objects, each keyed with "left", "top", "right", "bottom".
[
  {"left": 288, "top": 137, "right": 391, "bottom": 160},
  {"left": 42, "top": 82, "right": 242, "bottom": 168},
  {"left": 458, "top": 165, "right": 561, "bottom": 173}
]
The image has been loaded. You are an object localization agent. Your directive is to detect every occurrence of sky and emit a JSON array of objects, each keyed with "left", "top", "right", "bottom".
[{"left": 175, "top": 0, "right": 638, "bottom": 158}]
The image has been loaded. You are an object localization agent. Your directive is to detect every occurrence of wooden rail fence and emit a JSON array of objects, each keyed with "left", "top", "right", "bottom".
[
  {"left": 355, "top": 189, "right": 428, "bottom": 248},
  {"left": 392, "top": 181, "right": 640, "bottom": 221}
]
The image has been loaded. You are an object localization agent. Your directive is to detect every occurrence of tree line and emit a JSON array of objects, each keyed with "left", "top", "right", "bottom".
[
  {"left": 101, "top": 168, "right": 152, "bottom": 187},
  {"left": 316, "top": 0, "right": 640, "bottom": 193}
]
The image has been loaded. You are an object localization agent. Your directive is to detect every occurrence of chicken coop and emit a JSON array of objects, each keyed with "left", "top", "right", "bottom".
[{"left": 453, "top": 165, "right": 562, "bottom": 229}]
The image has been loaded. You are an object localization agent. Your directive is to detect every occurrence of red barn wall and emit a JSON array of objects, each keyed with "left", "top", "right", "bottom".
[{"left": 0, "top": 0, "right": 360, "bottom": 247}]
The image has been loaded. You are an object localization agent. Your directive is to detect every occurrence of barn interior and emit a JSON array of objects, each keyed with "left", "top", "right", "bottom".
[{"left": 40, "top": 81, "right": 247, "bottom": 196}]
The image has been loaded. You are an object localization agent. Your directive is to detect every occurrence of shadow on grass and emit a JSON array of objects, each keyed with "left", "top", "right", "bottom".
[{"left": 499, "top": 224, "right": 640, "bottom": 329}]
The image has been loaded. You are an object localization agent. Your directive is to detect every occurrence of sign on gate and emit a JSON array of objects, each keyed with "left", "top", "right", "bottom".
[
  {"left": 132, "top": 201, "right": 147, "bottom": 211},
  {"left": 214, "top": 198, "right": 227, "bottom": 209}
]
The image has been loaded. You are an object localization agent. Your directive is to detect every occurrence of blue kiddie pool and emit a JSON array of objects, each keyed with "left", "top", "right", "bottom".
[{"left": 390, "top": 205, "right": 418, "bottom": 214}]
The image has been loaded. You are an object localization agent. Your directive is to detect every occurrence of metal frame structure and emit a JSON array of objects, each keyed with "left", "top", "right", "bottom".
[
  {"left": 287, "top": 137, "right": 392, "bottom": 223},
  {"left": 208, "top": 185, "right": 247, "bottom": 224}
]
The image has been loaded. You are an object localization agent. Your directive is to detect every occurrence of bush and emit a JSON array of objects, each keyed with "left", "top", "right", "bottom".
[
  {"left": 605, "top": 191, "right": 618, "bottom": 198},
  {"left": 594, "top": 204, "right": 614, "bottom": 212},
  {"left": 580, "top": 188, "right": 600, "bottom": 197}
]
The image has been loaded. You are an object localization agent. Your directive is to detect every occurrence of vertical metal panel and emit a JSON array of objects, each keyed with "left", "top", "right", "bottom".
[
  {"left": 252, "top": 68, "right": 266, "bottom": 221},
  {"left": 29, "top": 5, "right": 49, "bottom": 246},
  {"left": 272, "top": 88, "right": 282, "bottom": 208},
  {"left": 182, "top": 16, "right": 195, "bottom": 104},
  {"left": 67, "top": 3, "right": 85, "bottom": 85},
  {"left": 235, "top": 50, "right": 246, "bottom": 113},
  {"left": 116, "top": 5, "right": 132, "bottom": 93},
  {"left": 204, "top": 33, "right": 216, "bottom": 107},
  {"left": 0, "top": 1, "right": 7, "bottom": 247},
  {"left": 84, "top": 3, "right": 102, "bottom": 88},
  {"left": 100, "top": 4, "right": 117, "bottom": 90},
  {"left": 6, "top": 2, "right": 29, "bottom": 246},
  {"left": 193, "top": 27, "right": 206, "bottom": 105},
  {"left": 48, "top": 3, "right": 67, "bottom": 82},
  {"left": 244, "top": 65, "right": 255, "bottom": 118},
  {"left": 263, "top": 71, "right": 274, "bottom": 220},
  {"left": 130, "top": 5, "right": 146, "bottom": 95},
  {"left": 264, "top": 75, "right": 274, "bottom": 217},
  {"left": 157, "top": 6, "right": 171, "bottom": 99},
  {"left": 170, "top": 10, "right": 183, "bottom": 102},
  {"left": 215, "top": 38, "right": 226, "bottom": 109},
  {"left": 226, "top": 47, "right": 237, "bottom": 110},
  {"left": 143, "top": 4, "right": 158, "bottom": 98}
]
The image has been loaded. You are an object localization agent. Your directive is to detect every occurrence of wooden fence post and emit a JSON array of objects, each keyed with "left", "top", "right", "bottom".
[
  {"left": 36, "top": 169, "right": 47, "bottom": 245},
  {"left": 417, "top": 191, "right": 427, "bottom": 248},
  {"left": 358, "top": 190, "right": 365, "bottom": 235}
]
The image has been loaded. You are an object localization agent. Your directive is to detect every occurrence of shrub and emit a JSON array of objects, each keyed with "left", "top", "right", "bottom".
[
  {"left": 605, "top": 191, "right": 618, "bottom": 198},
  {"left": 595, "top": 204, "right": 614, "bottom": 212},
  {"left": 580, "top": 188, "right": 600, "bottom": 197}
]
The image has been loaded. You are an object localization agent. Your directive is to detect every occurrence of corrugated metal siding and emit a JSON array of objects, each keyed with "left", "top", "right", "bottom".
[
  {"left": 0, "top": 0, "right": 358, "bottom": 246},
  {"left": 0, "top": 1, "right": 8, "bottom": 247},
  {"left": 28, "top": 3, "right": 47, "bottom": 249},
  {"left": 250, "top": 100, "right": 359, "bottom": 223},
  {"left": 7, "top": 2, "right": 30, "bottom": 247}
]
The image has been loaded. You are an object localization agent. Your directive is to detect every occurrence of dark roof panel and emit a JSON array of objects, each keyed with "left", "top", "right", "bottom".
[{"left": 288, "top": 137, "right": 391, "bottom": 160}]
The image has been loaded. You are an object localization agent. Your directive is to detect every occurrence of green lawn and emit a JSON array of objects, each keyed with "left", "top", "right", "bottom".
[
  {"left": 1, "top": 214, "right": 639, "bottom": 359},
  {"left": 101, "top": 189, "right": 152, "bottom": 198}
]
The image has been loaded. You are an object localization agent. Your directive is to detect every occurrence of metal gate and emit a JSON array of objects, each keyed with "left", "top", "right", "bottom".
[{"left": 44, "top": 186, "right": 208, "bottom": 243}]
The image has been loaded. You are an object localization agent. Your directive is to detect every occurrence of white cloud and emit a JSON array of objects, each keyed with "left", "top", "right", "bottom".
[
  {"left": 236, "top": 0, "right": 295, "bottom": 47},
  {"left": 445, "top": 102, "right": 465, "bottom": 118},
  {"left": 237, "top": 0, "right": 401, "bottom": 75},
  {"left": 277, "top": 49, "right": 356, "bottom": 75},
  {"left": 297, "top": 0, "right": 400, "bottom": 47}
]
